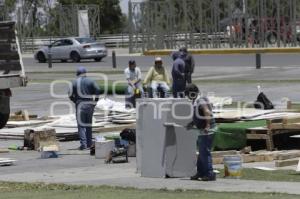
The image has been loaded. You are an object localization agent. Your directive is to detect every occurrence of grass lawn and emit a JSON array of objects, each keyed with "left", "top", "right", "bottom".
[
  {"left": 0, "top": 182, "right": 299, "bottom": 199},
  {"left": 218, "top": 168, "right": 300, "bottom": 182}
]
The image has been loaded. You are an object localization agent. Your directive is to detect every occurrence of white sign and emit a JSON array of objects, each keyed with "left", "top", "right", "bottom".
[{"left": 78, "top": 10, "right": 90, "bottom": 37}]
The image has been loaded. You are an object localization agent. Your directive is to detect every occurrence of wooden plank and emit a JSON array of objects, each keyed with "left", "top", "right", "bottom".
[
  {"left": 9, "top": 114, "right": 38, "bottom": 121},
  {"left": 213, "top": 157, "right": 224, "bottom": 165},
  {"left": 93, "top": 124, "right": 136, "bottom": 133},
  {"left": 212, "top": 150, "right": 238, "bottom": 158},
  {"left": 242, "top": 154, "right": 266, "bottom": 163},
  {"left": 247, "top": 134, "right": 269, "bottom": 139},
  {"left": 283, "top": 117, "right": 300, "bottom": 125},
  {"left": 0, "top": 148, "right": 9, "bottom": 153},
  {"left": 0, "top": 158, "right": 17, "bottom": 166},
  {"left": 277, "top": 151, "right": 300, "bottom": 160},
  {"left": 275, "top": 158, "right": 299, "bottom": 167}
]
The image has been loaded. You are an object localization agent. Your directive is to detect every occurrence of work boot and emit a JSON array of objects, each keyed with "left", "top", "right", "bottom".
[
  {"left": 201, "top": 174, "right": 216, "bottom": 181},
  {"left": 190, "top": 173, "right": 201, "bottom": 181},
  {"left": 78, "top": 146, "right": 88, "bottom": 150}
]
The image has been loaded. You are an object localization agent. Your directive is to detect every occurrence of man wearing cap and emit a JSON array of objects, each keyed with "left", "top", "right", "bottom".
[
  {"left": 124, "top": 59, "right": 143, "bottom": 108},
  {"left": 185, "top": 84, "right": 217, "bottom": 181},
  {"left": 143, "top": 57, "right": 170, "bottom": 98},
  {"left": 69, "top": 67, "right": 101, "bottom": 150},
  {"left": 180, "top": 47, "right": 195, "bottom": 84}
]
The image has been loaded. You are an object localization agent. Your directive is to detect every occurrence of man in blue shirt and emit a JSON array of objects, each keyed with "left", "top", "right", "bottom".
[
  {"left": 69, "top": 67, "right": 101, "bottom": 150},
  {"left": 185, "top": 84, "right": 217, "bottom": 181},
  {"left": 171, "top": 51, "right": 186, "bottom": 98},
  {"left": 179, "top": 47, "right": 195, "bottom": 84}
]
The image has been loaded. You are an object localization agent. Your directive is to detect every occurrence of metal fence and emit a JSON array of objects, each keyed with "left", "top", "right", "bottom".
[
  {"left": 0, "top": 3, "right": 101, "bottom": 53},
  {"left": 128, "top": 0, "right": 300, "bottom": 53}
]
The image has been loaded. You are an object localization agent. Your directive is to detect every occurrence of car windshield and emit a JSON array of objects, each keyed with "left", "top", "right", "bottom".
[{"left": 75, "top": 37, "right": 96, "bottom": 44}]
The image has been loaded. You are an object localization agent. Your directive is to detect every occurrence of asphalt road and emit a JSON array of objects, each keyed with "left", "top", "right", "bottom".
[
  {"left": 23, "top": 53, "right": 300, "bottom": 72},
  {"left": 9, "top": 53, "right": 300, "bottom": 116}
]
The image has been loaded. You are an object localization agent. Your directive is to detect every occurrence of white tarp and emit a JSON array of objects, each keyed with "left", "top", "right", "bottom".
[{"left": 96, "top": 98, "right": 135, "bottom": 114}]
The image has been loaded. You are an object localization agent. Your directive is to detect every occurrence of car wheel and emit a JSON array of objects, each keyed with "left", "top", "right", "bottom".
[
  {"left": 94, "top": 58, "right": 102, "bottom": 62},
  {"left": 70, "top": 51, "right": 81, "bottom": 63},
  {"left": 37, "top": 52, "right": 46, "bottom": 63}
]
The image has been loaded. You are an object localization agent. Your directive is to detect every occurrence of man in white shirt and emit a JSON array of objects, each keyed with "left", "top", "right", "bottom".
[{"left": 124, "top": 59, "right": 144, "bottom": 108}]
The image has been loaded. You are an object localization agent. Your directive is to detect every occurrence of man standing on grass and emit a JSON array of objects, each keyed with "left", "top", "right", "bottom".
[
  {"left": 185, "top": 84, "right": 217, "bottom": 181},
  {"left": 69, "top": 67, "right": 101, "bottom": 150}
]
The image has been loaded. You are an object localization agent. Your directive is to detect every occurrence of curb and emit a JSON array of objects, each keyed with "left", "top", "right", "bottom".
[{"left": 144, "top": 48, "right": 300, "bottom": 56}]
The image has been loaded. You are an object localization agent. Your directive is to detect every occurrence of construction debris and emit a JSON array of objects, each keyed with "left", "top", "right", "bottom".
[
  {"left": 213, "top": 150, "right": 300, "bottom": 168},
  {"left": 0, "top": 104, "right": 136, "bottom": 141},
  {"left": 0, "top": 148, "right": 9, "bottom": 153},
  {"left": 0, "top": 158, "right": 17, "bottom": 166},
  {"left": 24, "top": 128, "right": 58, "bottom": 151},
  {"left": 275, "top": 159, "right": 300, "bottom": 167}
]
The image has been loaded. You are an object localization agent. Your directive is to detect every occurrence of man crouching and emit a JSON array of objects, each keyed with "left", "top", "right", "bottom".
[{"left": 185, "top": 84, "right": 217, "bottom": 181}]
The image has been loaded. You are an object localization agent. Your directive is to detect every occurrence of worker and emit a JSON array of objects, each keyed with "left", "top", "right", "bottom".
[
  {"left": 69, "top": 67, "right": 101, "bottom": 150},
  {"left": 124, "top": 59, "right": 143, "bottom": 108},
  {"left": 143, "top": 57, "right": 170, "bottom": 98},
  {"left": 185, "top": 84, "right": 217, "bottom": 181},
  {"left": 179, "top": 47, "right": 195, "bottom": 84},
  {"left": 172, "top": 51, "right": 186, "bottom": 98}
]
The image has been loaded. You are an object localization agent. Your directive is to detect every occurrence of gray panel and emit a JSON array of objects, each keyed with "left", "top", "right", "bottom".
[
  {"left": 165, "top": 126, "right": 198, "bottom": 177},
  {"left": 136, "top": 98, "right": 196, "bottom": 178}
]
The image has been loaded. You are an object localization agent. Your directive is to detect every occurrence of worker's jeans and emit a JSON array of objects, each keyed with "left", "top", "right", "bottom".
[
  {"left": 76, "top": 103, "right": 95, "bottom": 149},
  {"left": 151, "top": 81, "right": 170, "bottom": 98},
  {"left": 197, "top": 131, "right": 214, "bottom": 178},
  {"left": 172, "top": 79, "right": 186, "bottom": 98},
  {"left": 126, "top": 84, "right": 144, "bottom": 98},
  {"left": 125, "top": 84, "right": 144, "bottom": 108}
]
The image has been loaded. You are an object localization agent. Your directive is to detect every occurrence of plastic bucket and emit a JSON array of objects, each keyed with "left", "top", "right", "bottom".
[{"left": 223, "top": 155, "right": 242, "bottom": 178}]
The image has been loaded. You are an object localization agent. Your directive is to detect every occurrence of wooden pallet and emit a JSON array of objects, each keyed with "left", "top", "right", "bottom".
[{"left": 246, "top": 117, "right": 300, "bottom": 151}]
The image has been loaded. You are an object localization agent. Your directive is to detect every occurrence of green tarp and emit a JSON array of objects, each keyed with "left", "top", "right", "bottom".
[{"left": 213, "top": 120, "right": 267, "bottom": 150}]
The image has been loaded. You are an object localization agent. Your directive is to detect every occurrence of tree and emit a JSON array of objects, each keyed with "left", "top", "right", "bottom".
[{"left": 58, "top": 0, "right": 125, "bottom": 34}]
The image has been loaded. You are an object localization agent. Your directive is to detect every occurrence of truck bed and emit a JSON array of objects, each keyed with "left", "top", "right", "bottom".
[{"left": 0, "top": 21, "right": 26, "bottom": 89}]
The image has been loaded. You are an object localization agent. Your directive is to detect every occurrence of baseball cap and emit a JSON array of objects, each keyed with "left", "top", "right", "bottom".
[{"left": 76, "top": 66, "right": 87, "bottom": 76}]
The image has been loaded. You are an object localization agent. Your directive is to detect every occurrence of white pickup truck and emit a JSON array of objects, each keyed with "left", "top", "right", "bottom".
[{"left": 0, "top": 21, "right": 26, "bottom": 128}]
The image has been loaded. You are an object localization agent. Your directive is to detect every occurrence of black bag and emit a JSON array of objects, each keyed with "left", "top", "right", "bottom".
[
  {"left": 120, "top": 128, "right": 136, "bottom": 143},
  {"left": 254, "top": 92, "right": 274, "bottom": 110}
]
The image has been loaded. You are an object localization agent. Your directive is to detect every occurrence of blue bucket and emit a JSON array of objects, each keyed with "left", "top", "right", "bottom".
[{"left": 223, "top": 155, "right": 242, "bottom": 178}]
